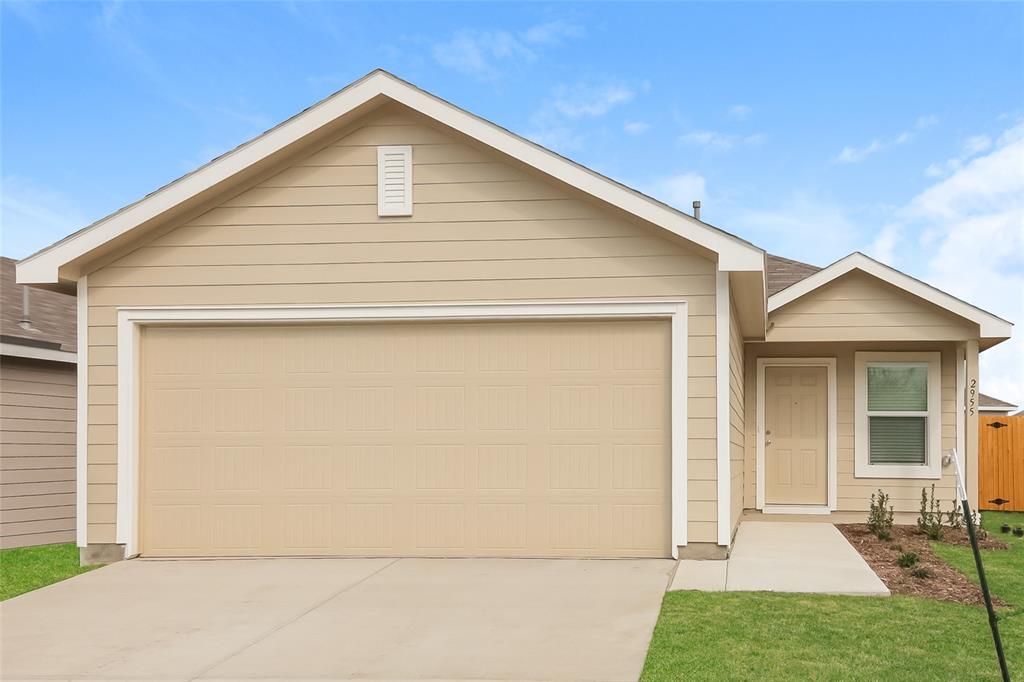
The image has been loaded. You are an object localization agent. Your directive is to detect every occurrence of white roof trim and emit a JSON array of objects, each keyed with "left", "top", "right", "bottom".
[
  {"left": 0, "top": 342, "right": 77, "bottom": 364},
  {"left": 979, "top": 405, "right": 1017, "bottom": 413},
  {"left": 768, "top": 252, "right": 1012, "bottom": 339},
  {"left": 17, "top": 70, "right": 763, "bottom": 285}
]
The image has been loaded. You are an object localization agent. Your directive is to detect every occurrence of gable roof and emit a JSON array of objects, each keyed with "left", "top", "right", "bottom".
[
  {"left": 766, "top": 253, "right": 820, "bottom": 297},
  {"left": 767, "top": 252, "right": 1012, "bottom": 341},
  {"left": 0, "top": 256, "right": 76, "bottom": 360},
  {"left": 979, "top": 393, "right": 1018, "bottom": 411},
  {"left": 17, "top": 69, "right": 764, "bottom": 287}
]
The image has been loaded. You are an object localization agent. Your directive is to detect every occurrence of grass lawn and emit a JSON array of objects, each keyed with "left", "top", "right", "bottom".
[
  {"left": 0, "top": 542, "right": 102, "bottom": 601},
  {"left": 642, "top": 511, "right": 1023, "bottom": 681}
]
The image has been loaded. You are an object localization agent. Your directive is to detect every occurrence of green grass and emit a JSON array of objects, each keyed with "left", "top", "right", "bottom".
[
  {"left": 0, "top": 542, "right": 102, "bottom": 601},
  {"left": 642, "top": 511, "right": 1024, "bottom": 682}
]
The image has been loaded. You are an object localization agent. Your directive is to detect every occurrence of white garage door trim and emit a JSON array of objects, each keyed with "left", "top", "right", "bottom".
[{"left": 115, "top": 301, "right": 689, "bottom": 558}]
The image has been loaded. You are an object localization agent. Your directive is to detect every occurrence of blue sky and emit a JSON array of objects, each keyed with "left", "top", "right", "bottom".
[{"left": 3, "top": 1, "right": 1023, "bottom": 401}]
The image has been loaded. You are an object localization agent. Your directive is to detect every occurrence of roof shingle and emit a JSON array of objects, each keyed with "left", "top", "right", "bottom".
[{"left": 1, "top": 257, "right": 76, "bottom": 352}]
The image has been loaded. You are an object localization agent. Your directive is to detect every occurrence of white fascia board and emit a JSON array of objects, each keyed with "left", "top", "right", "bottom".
[
  {"left": 0, "top": 342, "right": 77, "bottom": 364},
  {"left": 767, "top": 252, "right": 1013, "bottom": 339},
  {"left": 17, "top": 70, "right": 763, "bottom": 285}
]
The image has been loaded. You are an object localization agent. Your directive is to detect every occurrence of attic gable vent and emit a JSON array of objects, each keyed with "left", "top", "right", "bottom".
[{"left": 377, "top": 145, "right": 413, "bottom": 216}]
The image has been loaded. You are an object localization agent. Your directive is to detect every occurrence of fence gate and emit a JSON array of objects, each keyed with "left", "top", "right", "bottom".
[{"left": 979, "top": 415, "right": 1024, "bottom": 512}]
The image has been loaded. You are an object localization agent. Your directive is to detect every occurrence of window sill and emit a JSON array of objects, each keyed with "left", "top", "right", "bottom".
[{"left": 854, "top": 462, "right": 942, "bottom": 479}]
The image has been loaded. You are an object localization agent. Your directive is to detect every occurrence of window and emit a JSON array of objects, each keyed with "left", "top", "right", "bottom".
[{"left": 855, "top": 352, "right": 942, "bottom": 478}]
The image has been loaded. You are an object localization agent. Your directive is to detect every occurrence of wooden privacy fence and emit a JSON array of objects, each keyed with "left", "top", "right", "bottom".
[{"left": 979, "top": 415, "right": 1024, "bottom": 512}]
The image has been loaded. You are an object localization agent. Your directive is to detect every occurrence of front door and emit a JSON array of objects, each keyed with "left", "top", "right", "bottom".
[{"left": 764, "top": 366, "right": 828, "bottom": 506}]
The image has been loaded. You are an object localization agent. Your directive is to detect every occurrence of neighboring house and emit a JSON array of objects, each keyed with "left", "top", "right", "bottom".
[
  {"left": 1, "top": 257, "right": 77, "bottom": 548},
  {"left": 979, "top": 393, "right": 1018, "bottom": 415},
  {"left": 16, "top": 71, "right": 1012, "bottom": 563}
]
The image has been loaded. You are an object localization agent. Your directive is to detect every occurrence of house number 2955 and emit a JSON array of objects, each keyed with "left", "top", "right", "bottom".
[{"left": 969, "top": 378, "right": 977, "bottom": 416}]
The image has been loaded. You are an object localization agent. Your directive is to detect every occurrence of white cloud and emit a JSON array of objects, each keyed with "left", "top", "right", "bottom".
[
  {"left": 552, "top": 82, "right": 635, "bottom": 118},
  {"left": 865, "top": 222, "right": 903, "bottom": 266},
  {"left": 870, "top": 122, "right": 1024, "bottom": 403},
  {"left": 432, "top": 20, "right": 584, "bottom": 79},
  {"left": 1, "top": 176, "right": 86, "bottom": 258},
  {"left": 963, "top": 134, "right": 993, "bottom": 156},
  {"left": 646, "top": 173, "right": 707, "bottom": 210},
  {"left": 726, "top": 193, "right": 861, "bottom": 265},
  {"left": 837, "top": 114, "right": 938, "bottom": 161},
  {"left": 835, "top": 139, "right": 884, "bottom": 163},
  {"left": 679, "top": 130, "right": 763, "bottom": 151},
  {"left": 523, "top": 125, "right": 583, "bottom": 154},
  {"left": 623, "top": 120, "right": 650, "bottom": 135},
  {"left": 520, "top": 19, "right": 584, "bottom": 45},
  {"left": 727, "top": 104, "right": 752, "bottom": 121}
]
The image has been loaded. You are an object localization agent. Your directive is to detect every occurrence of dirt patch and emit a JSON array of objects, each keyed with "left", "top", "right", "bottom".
[{"left": 838, "top": 524, "right": 1009, "bottom": 606}]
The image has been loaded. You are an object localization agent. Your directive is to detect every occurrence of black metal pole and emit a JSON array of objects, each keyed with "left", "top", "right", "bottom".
[{"left": 962, "top": 499, "right": 1010, "bottom": 682}]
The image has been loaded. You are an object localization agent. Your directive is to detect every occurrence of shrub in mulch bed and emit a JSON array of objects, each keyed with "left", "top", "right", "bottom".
[{"left": 837, "top": 524, "right": 1009, "bottom": 606}]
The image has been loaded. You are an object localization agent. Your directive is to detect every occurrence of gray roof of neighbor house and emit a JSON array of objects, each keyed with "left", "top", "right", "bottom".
[
  {"left": 765, "top": 253, "right": 821, "bottom": 297},
  {"left": 0, "top": 257, "right": 76, "bottom": 352},
  {"left": 979, "top": 393, "right": 1018, "bottom": 410}
]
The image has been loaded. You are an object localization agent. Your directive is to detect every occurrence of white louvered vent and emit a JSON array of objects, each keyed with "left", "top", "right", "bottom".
[{"left": 377, "top": 145, "right": 413, "bottom": 216}]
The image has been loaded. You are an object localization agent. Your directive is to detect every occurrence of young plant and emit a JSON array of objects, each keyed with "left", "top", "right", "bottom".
[
  {"left": 917, "top": 484, "right": 944, "bottom": 540},
  {"left": 911, "top": 567, "right": 932, "bottom": 579},
  {"left": 946, "top": 499, "right": 964, "bottom": 530},
  {"left": 868, "top": 489, "right": 895, "bottom": 541},
  {"left": 897, "top": 551, "right": 919, "bottom": 568}
]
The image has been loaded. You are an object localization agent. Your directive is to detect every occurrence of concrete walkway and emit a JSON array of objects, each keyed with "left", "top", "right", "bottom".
[
  {"left": 1, "top": 557, "right": 674, "bottom": 682},
  {"left": 670, "top": 522, "right": 890, "bottom": 596}
]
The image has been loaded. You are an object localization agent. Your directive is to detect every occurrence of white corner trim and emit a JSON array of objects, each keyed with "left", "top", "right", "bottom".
[
  {"left": 0, "top": 343, "right": 76, "bottom": 364},
  {"left": 715, "top": 272, "right": 731, "bottom": 546},
  {"left": 113, "top": 300, "right": 690, "bottom": 558},
  {"left": 17, "top": 71, "right": 763, "bottom": 286},
  {"left": 755, "top": 357, "right": 838, "bottom": 511},
  {"left": 767, "top": 252, "right": 1012, "bottom": 339},
  {"left": 76, "top": 276, "right": 88, "bottom": 547},
  {"left": 853, "top": 351, "right": 942, "bottom": 480},
  {"left": 956, "top": 344, "right": 966, "bottom": 472}
]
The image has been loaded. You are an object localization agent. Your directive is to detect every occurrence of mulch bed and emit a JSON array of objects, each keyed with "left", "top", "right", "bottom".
[{"left": 837, "top": 524, "right": 1009, "bottom": 606}]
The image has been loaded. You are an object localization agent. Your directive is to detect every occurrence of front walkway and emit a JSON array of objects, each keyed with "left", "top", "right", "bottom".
[
  {"left": 1, "top": 556, "right": 674, "bottom": 682},
  {"left": 670, "top": 522, "right": 890, "bottom": 596}
]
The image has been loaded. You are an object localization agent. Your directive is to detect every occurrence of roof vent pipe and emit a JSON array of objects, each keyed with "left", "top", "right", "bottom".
[
  {"left": 18, "top": 286, "right": 34, "bottom": 331},
  {"left": 692, "top": 200, "right": 701, "bottom": 221}
]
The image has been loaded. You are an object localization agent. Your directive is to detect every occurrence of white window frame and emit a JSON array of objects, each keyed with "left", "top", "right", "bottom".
[
  {"left": 854, "top": 351, "right": 942, "bottom": 479},
  {"left": 114, "top": 300, "right": 689, "bottom": 558}
]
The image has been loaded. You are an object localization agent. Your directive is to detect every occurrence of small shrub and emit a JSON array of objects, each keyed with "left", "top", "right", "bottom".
[
  {"left": 917, "top": 484, "right": 944, "bottom": 540},
  {"left": 868, "top": 489, "right": 895, "bottom": 540},
  {"left": 1014, "top": 527, "right": 1024, "bottom": 538},
  {"left": 946, "top": 500, "right": 964, "bottom": 530},
  {"left": 897, "top": 551, "right": 919, "bottom": 568},
  {"left": 911, "top": 567, "right": 932, "bottom": 579}
]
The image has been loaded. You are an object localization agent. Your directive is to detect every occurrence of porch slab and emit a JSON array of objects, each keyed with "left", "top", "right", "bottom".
[
  {"left": 669, "top": 559, "right": 728, "bottom": 591},
  {"left": 726, "top": 522, "right": 890, "bottom": 596}
]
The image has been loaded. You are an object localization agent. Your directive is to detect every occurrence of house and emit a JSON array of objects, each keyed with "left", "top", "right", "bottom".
[
  {"left": 1, "top": 257, "right": 78, "bottom": 548},
  {"left": 16, "top": 71, "right": 1012, "bottom": 564},
  {"left": 979, "top": 393, "right": 1018, "bottom": 415}
]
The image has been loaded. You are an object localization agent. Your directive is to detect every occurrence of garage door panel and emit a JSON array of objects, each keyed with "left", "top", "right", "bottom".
[{"left": 140, "top": 320, "right": 670, "bottom": 557}]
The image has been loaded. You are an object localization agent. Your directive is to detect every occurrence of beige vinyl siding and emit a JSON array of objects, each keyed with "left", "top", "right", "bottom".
[
  {"left": 83, "top": 103, "right": 719, "bottom": 547},
  {"left": 1, "top": 357, "right": 77, "bottom": 548},
  {"left": 728, "top": 296, "right": 744, "bottom": 534},
  {"left": 767, "top": 272, "right": 978, "bottom": 342},
  {"left": 744, "top": 342, "right": 960, "bottom": 513}
]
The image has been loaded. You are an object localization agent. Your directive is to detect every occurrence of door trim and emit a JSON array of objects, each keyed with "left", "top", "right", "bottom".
[
  {"left": 755, "top": 357, "right": 837, "bottom": 513},
  {"left": 115, "top": 300, "right": 688, "bottom": 558}
]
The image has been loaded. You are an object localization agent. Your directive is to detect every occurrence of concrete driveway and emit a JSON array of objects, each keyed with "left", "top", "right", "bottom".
[{"left": 1, "top": 557, "right": 674, "bottom": 682}]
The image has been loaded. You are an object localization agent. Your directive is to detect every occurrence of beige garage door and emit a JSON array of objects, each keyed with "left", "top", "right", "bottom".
[{"left": 140, "top": 320, "right": 671, "bottom": 558}]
